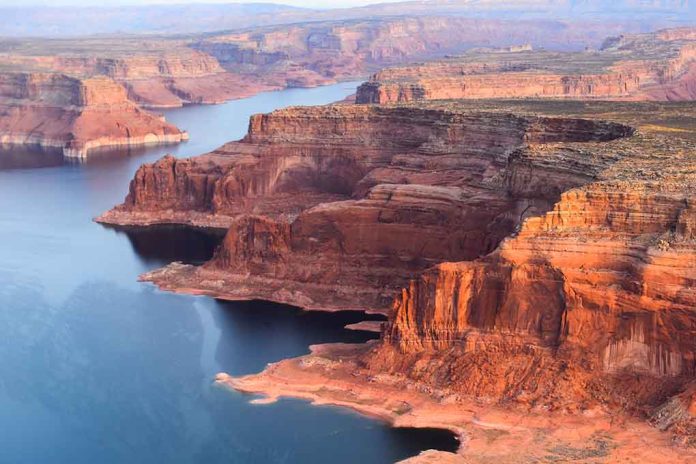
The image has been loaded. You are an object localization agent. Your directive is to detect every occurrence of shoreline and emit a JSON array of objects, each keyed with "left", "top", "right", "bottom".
[
  {"left": 135, "top": 263, "right": 391, "bottom": 316},
  {"left": 137, "top": 262, "right": 392, "bottom": 316},
  {"left": 2, "top": 78, "right": 364, "bottom": 161},
  {"left": 95, "top": 209, "right": 238, "bottom": 229},
  {"left": 0, "top": 131, "right": 188, "bottom": 159},
  {"left": 219, "top": 342, "right": 696, "bottom": 464}
]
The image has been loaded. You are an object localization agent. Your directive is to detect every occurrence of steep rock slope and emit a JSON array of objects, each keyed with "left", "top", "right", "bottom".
[
  {"left": 221, "top": 101, "right": 696, "bottom": 460},
  {"left": 0, "top": 72, "right": 186, "bottom": 157},
  {"left": 0, "top": 44, "right": 273, "bottom": 108},
  {"left": 100, "top": 104, "right": 633, "bottom": 312},
  {"left": 193, "top": 16, "right": 652, "bottom": 88},
  {"left": 364, "top": 101, "right": 696, "bottom": 407},
  {"left": 0, "top": 16, "right": 655, "bottom": 107}
]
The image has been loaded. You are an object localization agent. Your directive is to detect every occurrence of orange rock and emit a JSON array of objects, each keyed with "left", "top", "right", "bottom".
[
  {"left": 100, "top": 104, "right": 634, "bottom": 313},
  {"left": 100, "top": 98, "right": 695, "bottom": 444},
  {"left": 0, "top": 73, "right": 186, "bottom": 157}
]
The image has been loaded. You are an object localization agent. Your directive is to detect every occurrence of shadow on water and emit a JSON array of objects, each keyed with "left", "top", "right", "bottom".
[
  {"left": 110, "top": 224, "right": 228, "bottom": 266},
  {"left": 0, "top": 145, "right": 64, "bottom": 170},
  {"left": 210, "top": 299, "right": 385, "bottom": 376}
]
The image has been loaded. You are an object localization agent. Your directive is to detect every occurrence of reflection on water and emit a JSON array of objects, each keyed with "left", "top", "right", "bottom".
[
  {"left": 0, "top": 145, "right": 64, "bottom": 170},
  {"left": 0, "top": 83, "right": 458, "bottom": 463},
  {"left": 116, "top": 225, "right": 227, "bottom": 266}
]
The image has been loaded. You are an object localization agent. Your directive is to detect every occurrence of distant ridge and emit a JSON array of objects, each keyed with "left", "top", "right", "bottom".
[{"left": 1, "top": 0, "right": 693, "bottom": 37}]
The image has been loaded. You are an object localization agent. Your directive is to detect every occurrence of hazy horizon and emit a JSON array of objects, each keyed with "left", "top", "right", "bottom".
[
  {"left": 0, "top": 0, "right": 691, "bottom": 39},
  {"left": 0, "top": 0, "right": 406, "bottom": 8}
]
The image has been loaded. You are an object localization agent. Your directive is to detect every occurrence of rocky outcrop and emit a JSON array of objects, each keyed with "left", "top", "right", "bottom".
[
  {"left": 0, "top": 16, "right": 652, "bottom": 107},
  {"left": 357, "top": 184, "right": 696, "bottom": 450},
  {"left": 0, "top": 15, "right": 652, "bottom": 154},
  {"left": 353, "top": 106, "right": 696, "bottom": 443},
  {"left": 356, "top": 28, "right": 696, "bottom": 103},
  {"left": 100, "top": 104, "right": 633, "bottom": 312},
  {"left": 0, "top": 46, "right": 276, "bottom": 108},
  {"left": 0, "top": 16, "right": 646, "bottom": 109},
  {"left": 0, "top": 15, "right": 672, "bottom": 153},
  {"left": 384, "top": 183, "right": 695, "bottom": 364},
  {"left": 0, "top": 72, "right": 187, "bottom": 157},
  {"left": 210, "top": 100, "right": 696, "bottom": 457}
]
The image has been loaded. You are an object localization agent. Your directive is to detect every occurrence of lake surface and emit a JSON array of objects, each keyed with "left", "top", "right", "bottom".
[{"left": 0, "top": 82, "right": 457, "bottom": 463}]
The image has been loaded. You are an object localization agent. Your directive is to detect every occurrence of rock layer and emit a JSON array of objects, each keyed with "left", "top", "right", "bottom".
[
  {"left": 0, "top": 73, "right": 186, "bottom": 157},
  {"left": 0, "top": 16, "right": 659, "bottom": 109},
  {"left": 101, "top": 92, "right": 696, "bottom": 450},
  {"left": 356, "top": 28, "right": 696, "bottom": 103},
  {"left": 210, "top": 100, "right": 696, "bottom": 454},
  {"left": 0, "top": 17, "right": 668, "bottom": 154},
  {"left": 356, "top": 103, "right": 696, "bottom": 448},
  {"left": 100, "top": 104, "right": 634, "bottom": 312}
]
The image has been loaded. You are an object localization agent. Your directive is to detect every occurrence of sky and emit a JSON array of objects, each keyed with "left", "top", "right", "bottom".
[{"left": 0, "top": 0, "right": 405, "bottom": 8}]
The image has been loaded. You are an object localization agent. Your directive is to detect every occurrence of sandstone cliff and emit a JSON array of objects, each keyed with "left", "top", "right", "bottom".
[
  {"left": 359, "top": 124, "right": 696, "bottom": 446},
  {"left": 0, "top": 72, "right": 186, "bottom": 157},
  {"left": 192, "top": 16, "right": 652, "bottom": 88},
  {"left": 356, "top": 28, "right": 696, "bottom": 103},
  {"left": 0, "top": 16, "right": 653, "bottom": 108},
  {"left": 209, "top": 100, "right": 696, "bottom": 459},
  {"left": 100, "top": 104, "right": 634, "bottom": 312},
  {"left": 0, "top": 15, "right": 649, "bottom": 155},
  {"left": 0, "top": 44, "right": 274, "bottom": 108}
]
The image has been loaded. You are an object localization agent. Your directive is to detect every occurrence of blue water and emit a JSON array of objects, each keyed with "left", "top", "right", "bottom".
[{"left": 0, "top": 82, "right": 457, "bottom": 463}]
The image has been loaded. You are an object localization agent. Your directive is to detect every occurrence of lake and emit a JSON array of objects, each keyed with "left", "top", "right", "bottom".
[{"left": 0, "top": 82, "right": 457, "bottom": 463}]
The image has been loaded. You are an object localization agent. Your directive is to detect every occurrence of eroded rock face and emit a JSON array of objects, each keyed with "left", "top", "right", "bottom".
[
  {"left": 103, "top": 97, "right": 695, "bottom": 444},
  {"left": 0, "top": 16, "right": 643, "bottom": 110},
  {"left": 101, "top": 104, "right": 633, "bottom": 312},
  {"left": 362, "top": 107, "right": 696, "bottom": 433},
  {"left": 193, "top": 16, "right": 653, "bottom": 87},
  {"left": 0, "top": 46, "right": 275, "bottom": 108},
  {"left": 356, "top": 28, "right": 696, "bottom": 103},
  {"left": 386, "top": 186, "right": 695, "bottom": 363},
  {"left": 0, "top": 73, "right": 186, "bottom": 157}
]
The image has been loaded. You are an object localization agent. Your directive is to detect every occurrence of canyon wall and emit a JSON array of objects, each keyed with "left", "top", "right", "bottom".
[
  {"left": 0, "top": 72, "right": 186, "bottom": 157},
  {"left": 97, "top": 85, "right": 694, "bottom": 446},
  {"left": 0, "top": 18, "right": 677, "bottom": 154},
  {"left": 105, "top": 99, "right": 695, "bottom": 445},
  {"left": 0, "top": 47, "right": 274, "bottom": 108},
  {"left": 356, "top": 28, "right": 696, "bottom": 103},
  {"left": 100, "top": 104, "right": 634, "bottom": 312},
  {"left": 0, "top": 16, "right": 646, "bottom": 110},
  {"left": 193, "top": 16, "right": 650, "bottom": 86},
  {"left": 360, "top": 112, "right": 696, "bottom": 430}
]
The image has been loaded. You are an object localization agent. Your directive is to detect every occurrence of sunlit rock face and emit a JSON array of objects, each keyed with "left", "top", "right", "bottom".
[
  {"left": 0, "top": 15, "right": 652, "bottom": 156},
  {"left": 101, "top": 92, "right": 695, "bottom": 443},
  {"left": 366, "top": 104, "right": 696, "bottom": 432},
  {"left": 0, "top": 15, "right": 648, "bottom": 109}
]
